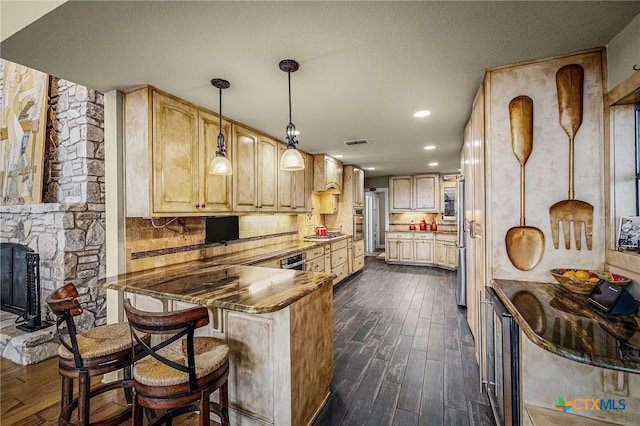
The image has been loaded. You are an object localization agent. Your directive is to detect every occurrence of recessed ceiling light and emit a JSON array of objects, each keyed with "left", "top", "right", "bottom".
[
  {"left": 429, "top": 162, "right": 438, "bottom": 167},
  {"left": 334, "top": 154, "right": 344, "bottom": 158},
  {"left": 414, "top": 110, "right": 431, "bottom": 118},
  {"left": 367, "top": 167, "right": 375, "bottom": 170},
  {"left": 424, "top": 145, "right": 436, "bottom": 150}
]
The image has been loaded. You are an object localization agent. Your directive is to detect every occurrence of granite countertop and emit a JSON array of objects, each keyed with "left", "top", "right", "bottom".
[
  {"left": 105, "top": 261, "right": 334, "bottom": 314},
  {"left": 492, "top": 279, "right": 640, "bottom": 373}
]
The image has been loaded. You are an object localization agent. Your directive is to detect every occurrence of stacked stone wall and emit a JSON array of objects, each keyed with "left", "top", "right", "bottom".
[{"left": 0, "top": 69, "right": 106, "bottom": 331}]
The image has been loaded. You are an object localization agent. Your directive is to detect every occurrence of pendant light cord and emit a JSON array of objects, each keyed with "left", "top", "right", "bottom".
[{"left": 288, "top": 70, "right": 292, "bottom": 125}]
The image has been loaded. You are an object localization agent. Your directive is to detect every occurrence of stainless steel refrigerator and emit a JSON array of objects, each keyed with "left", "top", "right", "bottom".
[{"left": 456, "top": 178, "right": 467, "bottom": 306}]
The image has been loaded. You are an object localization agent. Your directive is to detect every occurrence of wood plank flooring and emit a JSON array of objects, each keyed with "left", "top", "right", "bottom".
[
  {"left": 1, "top": 257, "right": 494, "bottom": 426},
  {"left": 313, "top": 257, "right": 495, "bottom": 426}
]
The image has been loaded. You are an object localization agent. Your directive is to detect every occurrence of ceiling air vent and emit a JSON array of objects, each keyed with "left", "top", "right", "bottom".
[{"left": 343, "top": 139, "right": 369, "bottom": 146}]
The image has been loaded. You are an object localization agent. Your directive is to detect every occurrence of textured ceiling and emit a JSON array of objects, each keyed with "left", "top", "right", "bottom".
[{"left": 1, "top": 1, "right": 639, "bottom": 177}]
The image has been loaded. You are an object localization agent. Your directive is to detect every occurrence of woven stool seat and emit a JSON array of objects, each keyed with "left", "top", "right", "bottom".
[
  {"left": 134, "top": 337, "right": 229, "bottom": 387},
  {"left": 125, "top": 299, "right": 229, "bottom": 426},
  {"left": 58, "top": 322, "right": 133, "bottom": 360}
]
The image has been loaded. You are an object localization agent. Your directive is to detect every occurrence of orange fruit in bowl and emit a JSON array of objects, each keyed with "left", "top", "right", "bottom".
[
  {"left": 574, "top": 270, "right": 590, "bottom": 280},
  {"left": 562, "top": 270, "right": 576, "bottom": 278}
]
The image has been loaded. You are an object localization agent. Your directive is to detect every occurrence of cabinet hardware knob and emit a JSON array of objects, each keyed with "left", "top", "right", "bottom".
[
  {"left": 195, "top": 204, "right": 200, "bottom": 208},
  {"left": 201, "top": 204, "right": 205, "bottom": 208}
]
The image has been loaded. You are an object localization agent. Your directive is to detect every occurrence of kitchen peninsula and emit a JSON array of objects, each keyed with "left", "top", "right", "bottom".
[{"left": 104, "top": 260, "right": 334, "bottom": 426}]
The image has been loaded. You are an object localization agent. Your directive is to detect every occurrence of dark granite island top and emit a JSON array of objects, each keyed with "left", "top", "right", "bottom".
[
  {"left": 492, "top": 279, "right": 640, "bottom": 374},
  {"left": 104, "top": 262, "right": 334, "bottom": 314}
]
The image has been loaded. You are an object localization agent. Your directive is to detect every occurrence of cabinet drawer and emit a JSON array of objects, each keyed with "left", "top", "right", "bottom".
[
  {"left": 353, "top": 254, "right": 365, "bottom": 272},
  {"left": 305, "top": 246, "right": 325, "bottom": 261},
  {"left": 331, "top": 247, "right": 348, "bottom": 267},
  {"left": 305, "top": 256, "right": 325, "bottom": 273},
  {"left": 386, "top": 232, "right": 413, "bottom": 240},
  {"left": 414, "top": 233, "right": 434, "bottom": 240},
  {"left": 435, "top": 232, "right": 457, "bottom": 242},
  {"left": 332, "top": 263, "right": 349, "bottom": 285},
  {"left": 354, "top": 240, "right": 365, "bottom": 257},
  {"left": 330, "top": 239, "right": 348, "bottom": 251}
]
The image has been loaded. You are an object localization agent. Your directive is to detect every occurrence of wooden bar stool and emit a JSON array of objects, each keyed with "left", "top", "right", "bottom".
[
  {"left": 46, "top": 283, "right": 149, "bottom": 426},
  {"left": 124, "top": 299, "right": 230, "bottom": 426}
]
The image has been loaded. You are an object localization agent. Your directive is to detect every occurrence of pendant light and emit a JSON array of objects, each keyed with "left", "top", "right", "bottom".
[
  {"left": 279, "top": 59, "right": 305, "bottom": 171},
  {"left": 208, "top": 78, "right": 232, "bottom": 175}
]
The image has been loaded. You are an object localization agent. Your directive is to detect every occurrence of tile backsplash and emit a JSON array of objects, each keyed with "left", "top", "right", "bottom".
[{"left": 125, "top": 214, "right": 299, "bottom": 272}]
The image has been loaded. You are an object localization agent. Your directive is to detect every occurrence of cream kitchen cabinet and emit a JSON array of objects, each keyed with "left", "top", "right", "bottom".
[
  {"left": 278, "top": 147, "right": 311, "bottom": 212},
  {"left": 233, "top": 126, "right": 278, "bottom": 212},
  {"left": 413, "top": 233, "right": 434, "bottom": 264},
  {"left": 386, "top": 232, "right": 436, "bottom": 265},
  {"left": 352, "top": 166, "right": 365, "bottom": 208},
  {"left": 389, "top": 174, "right": 439, "bottom": 212},
  {"left": 352, "top": 239, "right": 365, "bottom": 273},
  {"left": 434, "top": 233, "right": 457, "bottom": 270},
  {"left": 385, "top": 232, "right": 414, "bottom": 263},
  {"left": 317, "top": 193, "right": 339, "bottom": 214},
  {"left": 330, "top": 239, "right": 349, "bottom": 285},
  {"left": 313, "top": 154, "right": 343, "bottom": 193},
  {"left": 305, "top": 244, "right": 328, "bottom": 273},
  {"left": 124, "top": 86, "right": 233, "bottom": 216}
]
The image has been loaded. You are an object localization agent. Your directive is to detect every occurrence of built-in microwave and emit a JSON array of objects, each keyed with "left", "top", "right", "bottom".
[{"left": 353, "top": 208, "right": 364, "bottom": 241}]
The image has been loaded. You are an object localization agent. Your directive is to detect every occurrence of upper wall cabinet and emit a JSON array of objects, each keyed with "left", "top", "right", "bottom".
[
  {"left": 352, "top": 166, "right": 365, "bottom": 208},
  {"left": 278, "top": 147, "right": 311, "bottom": 212},
  {"left": 232, "top": 126, "right": 278, "bottom": 212},
  {"left": 124, "top": 86, "right": 232, "bottom": 217},
  {"left": 313, "top": 154, "right": 343, "bottom": 193},
  {"left": 389, "top": 173, "right": 439, "bottom": 212}
]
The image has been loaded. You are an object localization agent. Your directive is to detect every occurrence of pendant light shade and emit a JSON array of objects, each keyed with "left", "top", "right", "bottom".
[
  {"left": 209, "top": 78, "right": 232, "bottom": 175},
  {"left": 279, "top": 59, "right": 305, "bottom": 171}
]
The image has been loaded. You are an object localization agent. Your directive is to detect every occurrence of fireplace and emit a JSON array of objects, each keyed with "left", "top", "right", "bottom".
[{"left": 0, "top": 243, "right": 51, "bottom": 331}]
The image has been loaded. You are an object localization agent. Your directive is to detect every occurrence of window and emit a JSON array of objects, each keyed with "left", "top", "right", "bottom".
[{"left": 635, "top": 102, "right": 639, "bottom": 216}]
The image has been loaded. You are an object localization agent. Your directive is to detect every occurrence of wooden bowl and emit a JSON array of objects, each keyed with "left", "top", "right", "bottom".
[{"left": 549, "top": 269, "right": 631, "bottom": 294}]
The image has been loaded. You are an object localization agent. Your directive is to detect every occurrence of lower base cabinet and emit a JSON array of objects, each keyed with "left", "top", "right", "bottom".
[
  {"left": 435, "top": 233, "right": 457, "bottom": 270},
  {"left": 386, "top": 231, "right": 456, "bottom": 270},
  {"left": 126, "top": 285, "right": 333, "bottom": 426},
  {"left": 353, "top": 239, "right": 365, "bottom": 273},
  {"left": 330, "top": 239, "right": 349, "bottom": 285}
]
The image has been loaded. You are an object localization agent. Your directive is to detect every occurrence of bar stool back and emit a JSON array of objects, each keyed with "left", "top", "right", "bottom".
[
  {"left": 46, "top": 283, "right": 147, "bottom": 426},
  {"left": 124, "top": 299, "right": 229, "bottom": 426}
]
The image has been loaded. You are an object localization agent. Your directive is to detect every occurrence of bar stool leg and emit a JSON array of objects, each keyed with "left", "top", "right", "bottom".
[
  {"left": 61, "top": 376, "right": 73, "bottom": 410},
  {"left": 220, "top": 383, "right": 229, "bottom": 426},
  {"left": 78, "top": 370, "right": 90, "bottom": 425},
  {"left": 199, "top": 389, "right": 210, "bottom": 426},
  {"left": 123, "top": 366, "right": 133, "bottom": 404}
]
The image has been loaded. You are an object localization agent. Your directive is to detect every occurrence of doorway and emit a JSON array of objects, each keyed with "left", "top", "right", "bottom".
[{"left": 365, "top": 189, "right": 388, "bottom": 254}]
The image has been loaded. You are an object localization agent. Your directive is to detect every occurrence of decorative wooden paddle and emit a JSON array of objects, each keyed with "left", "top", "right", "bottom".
[{"left": 505, "top": 96, "right": 545, "bottom": 271}]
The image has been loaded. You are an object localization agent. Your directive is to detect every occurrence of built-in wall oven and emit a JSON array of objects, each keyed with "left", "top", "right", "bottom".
[
  {"left": 481, "top": 287, "right": 521, "bottom": 426},
  {"left": 353, "top": 208, "right": 364, "bottom": 241},
  {"left": 280, "top": 253, "right": 305, "bottom": 270}
]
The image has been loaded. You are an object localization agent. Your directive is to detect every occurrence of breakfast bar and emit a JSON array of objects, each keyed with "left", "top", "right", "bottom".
[{"left": 104, "top": 261, "right": 335, "bottom": 426}]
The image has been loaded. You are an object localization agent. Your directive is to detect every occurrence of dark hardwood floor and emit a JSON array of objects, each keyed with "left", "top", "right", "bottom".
[
  {"left": 1, "top": 256, "right": 494, "bottom": 426},
  {"left": 313, "top": 257, "right": 495, "bottom": 426}
]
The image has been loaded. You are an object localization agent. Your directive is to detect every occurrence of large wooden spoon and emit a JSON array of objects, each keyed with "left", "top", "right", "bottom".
[{"left": 505, "top": 96, "right": 545, "bottom": 271}]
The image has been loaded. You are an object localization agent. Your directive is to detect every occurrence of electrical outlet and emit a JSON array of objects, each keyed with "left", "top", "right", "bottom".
[{"left": 305, "top": 213, "right": 314, "bottom": 225}]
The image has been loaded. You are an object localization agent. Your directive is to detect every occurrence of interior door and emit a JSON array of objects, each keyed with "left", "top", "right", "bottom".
[{"left": 365, "top": 192, "right": 379, "bottom": 253}]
